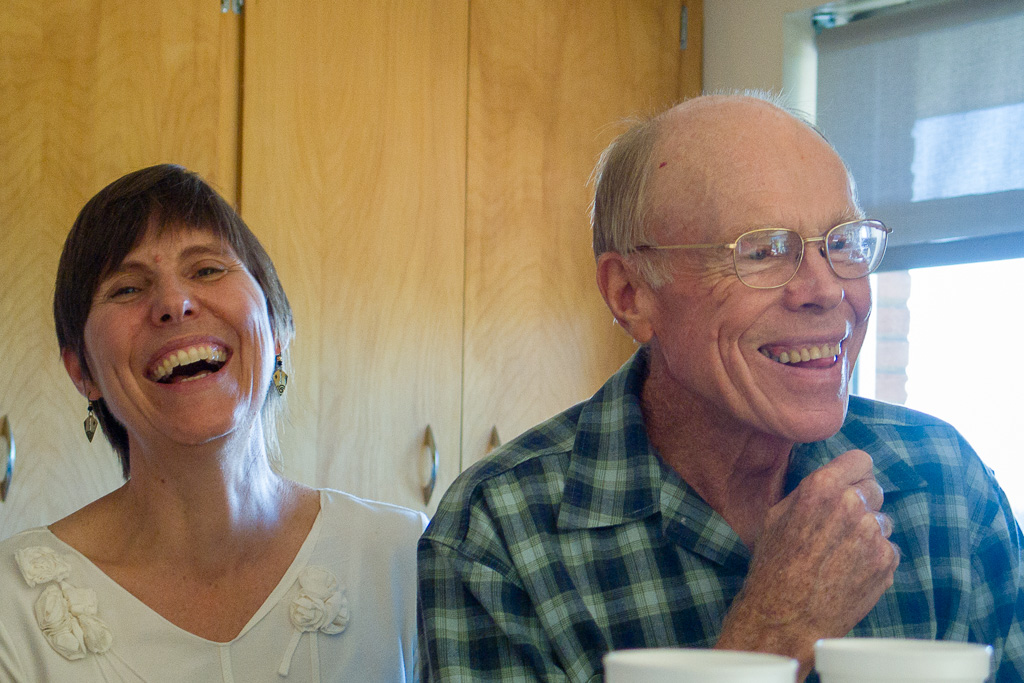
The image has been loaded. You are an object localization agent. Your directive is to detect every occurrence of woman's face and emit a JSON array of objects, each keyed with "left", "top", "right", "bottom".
[{"left": 66, "top": 226, "right": 276, "bottom": 454}]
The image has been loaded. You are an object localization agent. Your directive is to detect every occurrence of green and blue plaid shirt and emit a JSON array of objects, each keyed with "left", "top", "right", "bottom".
[{"left": 419, "top": 349, "right": 1024, "bottom": 682}]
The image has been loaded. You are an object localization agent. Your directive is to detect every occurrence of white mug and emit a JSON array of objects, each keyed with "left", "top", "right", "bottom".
[
  {"left": 815, "top": 638, "right": 992, "bottom": 682},
  {"left": 604, "top": 648, "right": 798, "bottom": 683}
]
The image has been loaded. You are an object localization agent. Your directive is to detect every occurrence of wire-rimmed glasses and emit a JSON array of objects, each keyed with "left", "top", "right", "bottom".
[{"left": 637, "top": 219, "right": 892, "bottom": 289}]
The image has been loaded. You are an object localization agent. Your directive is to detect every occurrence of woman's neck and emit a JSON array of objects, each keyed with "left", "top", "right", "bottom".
[{"left": 53, "top": 425, "right": 314, "bottom": 573}]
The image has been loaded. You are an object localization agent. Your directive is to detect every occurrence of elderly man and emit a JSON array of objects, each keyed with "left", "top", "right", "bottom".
[{"left": 417, "top": 94, "right": 1024, "bottom": 682}]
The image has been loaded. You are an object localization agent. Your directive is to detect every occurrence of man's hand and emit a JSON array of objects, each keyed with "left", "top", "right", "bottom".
[{"left": 716, "top": 449, "right": 899, "bottom": 680}]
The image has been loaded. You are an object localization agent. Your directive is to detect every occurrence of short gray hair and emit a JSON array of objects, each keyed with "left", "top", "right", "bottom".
[{"left": 589, "top": 114, "right": 668, "bottom": 286}]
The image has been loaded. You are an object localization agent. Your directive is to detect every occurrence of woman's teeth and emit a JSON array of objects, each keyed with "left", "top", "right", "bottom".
[
  {"left": 761, "top": 342, "right": 842, "bottom": 365},
  {"left": 150, "top": 345, "right": 227, "bottom": 382}
]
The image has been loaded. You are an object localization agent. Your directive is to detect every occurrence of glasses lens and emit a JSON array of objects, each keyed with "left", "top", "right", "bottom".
[
  {"left": 733, "top": 230, "right": 803, "bottom": 287},
  {"left": 826, "top": 220, "right": 888, "bottom": 279}
]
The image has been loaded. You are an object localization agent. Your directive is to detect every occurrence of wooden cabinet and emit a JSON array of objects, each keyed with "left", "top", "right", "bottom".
[
  {"left": 239, "top": 0, "right": 469, "bottom": 510},
  {"left": 0, "top": 0, "right": 241, "bottom": 537},
  {"left": 0, "top": 1, "right": 702, "bottom": 534},
  {"left": 463, "top": 0, "right": 703, "bottom": 463}
]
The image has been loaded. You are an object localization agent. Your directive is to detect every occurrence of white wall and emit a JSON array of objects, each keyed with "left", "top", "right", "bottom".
[{"left": 703, "top": 0, "right": 821, "bottom": 110}]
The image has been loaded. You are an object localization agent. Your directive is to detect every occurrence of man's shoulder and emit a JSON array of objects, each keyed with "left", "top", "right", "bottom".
[
  {"left": 846, "top": 395, "right": 958, "bottom": 430},
  {"left": 424, "top": 402, "right": 585, "bottom": 546},
  {"left": 842, "top": 396, "right": 999, "bottom": 503},
  {"left": 843, "top": 395, "right": 969, "bottom": 454}
]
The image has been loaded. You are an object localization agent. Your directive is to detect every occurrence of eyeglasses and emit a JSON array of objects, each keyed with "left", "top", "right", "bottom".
[{"left": 637, "top": 219, "right": 891, "bottom": 289}]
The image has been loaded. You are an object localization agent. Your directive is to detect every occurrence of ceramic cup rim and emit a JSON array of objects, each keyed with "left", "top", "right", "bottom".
[
  {"left": 604, "top": 648, "right": 799, "bottom": 673},
  {"left": 815, "top": 638, "right": 992, "bottom": 678}
]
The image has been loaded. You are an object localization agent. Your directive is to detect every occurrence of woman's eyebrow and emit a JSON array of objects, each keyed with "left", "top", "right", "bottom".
[{"left": 107, "top": 242, "right": 233, "bottom": 275}]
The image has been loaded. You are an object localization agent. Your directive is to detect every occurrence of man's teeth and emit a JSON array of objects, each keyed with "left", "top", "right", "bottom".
[
  {"left": 151, "top": 345, "right": 227, "bottom": 381},
  {"left": 761, "top": 343, "right": 842, "bottom": 365}
]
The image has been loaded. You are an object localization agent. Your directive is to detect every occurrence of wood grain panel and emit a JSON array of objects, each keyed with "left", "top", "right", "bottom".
[
  {"left": 241, "top": 1, "right": 468, "bottom": 511},
  {"left": 462, "top": 0, "right": 701, "bottom": 463},
  {"left": 0, "top": 1, "right": 240, "bottom": 538}
]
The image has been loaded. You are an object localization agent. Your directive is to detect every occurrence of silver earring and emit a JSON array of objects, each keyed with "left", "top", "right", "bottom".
[
  {"left": 83, "top": 402, "right": 98, "bottom": 442},
  {"left": 272, "top": 354, "right": 288, "bottom": 396}
]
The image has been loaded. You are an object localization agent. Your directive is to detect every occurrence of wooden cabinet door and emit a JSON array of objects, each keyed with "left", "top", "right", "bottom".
[
  {"left": 240, "top": 1, "right": 468, "bottom": 512},
  {"left": 0, "top": 1, "right": 240, "bottom": 538},
  {"left": 462, "top": 0, "right": 703, "bottom": 462}
]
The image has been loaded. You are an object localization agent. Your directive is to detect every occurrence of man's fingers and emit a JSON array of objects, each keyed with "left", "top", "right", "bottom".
[
  {"left": 876, "top": 512, "right": 894, "bottom": 538},
  {"left": 821, "top": 449, "right": 875, "bottom": 486},
  {"left": 856, "top": 478, "right": 885, "bottom": 512}
]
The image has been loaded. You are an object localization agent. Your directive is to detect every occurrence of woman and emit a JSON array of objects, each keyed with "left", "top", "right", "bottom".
[{"left": 0, "top": 165, "right": 426, "bottom": 681}]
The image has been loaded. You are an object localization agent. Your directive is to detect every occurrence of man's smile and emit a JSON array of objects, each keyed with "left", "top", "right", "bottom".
[{"left": 758, "top": 341, "right": 843, "bottom": 367}]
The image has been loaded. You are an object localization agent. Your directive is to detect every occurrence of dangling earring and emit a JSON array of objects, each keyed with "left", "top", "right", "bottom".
[
  {"left": 272, "top": 354, "right": 288, "bottom": 396},
  {"left": 83, "top": 402, "right": 98, "bottom": 442}
]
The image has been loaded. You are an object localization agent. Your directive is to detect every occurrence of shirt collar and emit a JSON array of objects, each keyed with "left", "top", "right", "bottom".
[
  {"left": 555, "top": 348, "right": 750, "bottom": 568},
  {"left": 557, "top": 348, "right": 663, "bottom": 531},
  {"left": 554, "top": 349, "right": 927, "bottom": 545}
]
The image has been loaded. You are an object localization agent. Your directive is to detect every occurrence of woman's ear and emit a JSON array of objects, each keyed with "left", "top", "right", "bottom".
[
  {"left": 61, "top": 349, "right": 100, "bottom": 400},
  {"left": 596, "top": 252, "right": 655, "bottom": 345}
]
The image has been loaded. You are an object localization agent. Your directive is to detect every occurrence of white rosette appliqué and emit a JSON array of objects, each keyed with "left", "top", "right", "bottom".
[
  {"left": 279, "top": 566, "right": 349, "bottom": 676},
  {"left": 16, "top": 546, "right": 71, "bottom": 586},
  {"left": 16, "top": 546, "right": 113, "bottom": 661}
]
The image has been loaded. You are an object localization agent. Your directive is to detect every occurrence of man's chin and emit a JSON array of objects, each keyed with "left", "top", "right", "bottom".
[{"left": 767, "top": 404, "right": 849, "bottom": 445}]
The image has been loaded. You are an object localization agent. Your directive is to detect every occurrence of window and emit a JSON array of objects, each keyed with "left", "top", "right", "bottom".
[
  {"left": 857, "top": 260, "right": 1024, "bottom": 518},
  {"left": 786, "top": 0, "right": 1024, "bottom": 509}
]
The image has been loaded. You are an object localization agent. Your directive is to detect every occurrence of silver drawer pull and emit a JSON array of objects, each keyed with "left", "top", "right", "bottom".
[
  {"left": 423, "top": 425, "right": 438, "bottom": 505},
  {"left": 1, "top": 415, "right": 13, "bottom": 502},
  {"left": 487, "top": 425, "right": 502, "bottom": 455}
]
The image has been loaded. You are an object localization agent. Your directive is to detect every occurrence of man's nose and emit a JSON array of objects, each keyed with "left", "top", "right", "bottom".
[{"left": 783, "top": 241, "right": 846, "bottom": 311}]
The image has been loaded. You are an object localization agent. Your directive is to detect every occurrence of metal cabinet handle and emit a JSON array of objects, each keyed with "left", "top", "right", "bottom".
[
  {"left": 487, "top": 425, "right": 502, "bottom": 455},
  {"left": 423, "top": 425, "right": 438, "bottom": 505},
  {"left": 1, "top": 415, "right": 13, "bottom": 502}
]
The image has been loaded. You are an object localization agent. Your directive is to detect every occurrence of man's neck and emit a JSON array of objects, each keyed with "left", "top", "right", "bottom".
[{"left": 640, "top": 363, "right": 794, "bottom": 548}]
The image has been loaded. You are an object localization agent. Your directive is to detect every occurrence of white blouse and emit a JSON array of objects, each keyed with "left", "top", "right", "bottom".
[{"left": 0, "top": 489, "right": 427, "bottom": 682}]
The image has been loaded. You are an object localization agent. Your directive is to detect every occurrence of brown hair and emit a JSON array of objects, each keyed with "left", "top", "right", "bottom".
[{"left": 54, "top": 164, "right": 294, "bottom": 478}]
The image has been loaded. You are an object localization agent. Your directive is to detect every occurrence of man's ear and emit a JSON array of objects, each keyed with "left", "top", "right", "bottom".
[
  {"left": 61, "top": 348, "right": 100, "bottom": 401},
  {"left": 596, "top": 252, "right": 655, "bottom": 345}
]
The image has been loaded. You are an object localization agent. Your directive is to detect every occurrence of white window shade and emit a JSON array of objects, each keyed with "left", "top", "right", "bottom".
[{"left": 815, "top": 0, "right": 1024, "bottom": 271}]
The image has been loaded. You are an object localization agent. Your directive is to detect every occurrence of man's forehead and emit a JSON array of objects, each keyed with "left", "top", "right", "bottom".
[
  {"left": 646, "top": 97, "right": 855, "bottom": 239},
  {"left": 652, "top": 97, "right": 810, "bottom": 170}
]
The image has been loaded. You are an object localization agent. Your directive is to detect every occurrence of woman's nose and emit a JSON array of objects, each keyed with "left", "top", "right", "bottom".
[{"left": 151, "top": 280, "right": 196, "bottom": 324}]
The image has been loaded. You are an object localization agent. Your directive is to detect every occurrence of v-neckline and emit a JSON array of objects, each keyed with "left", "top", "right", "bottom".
[{"left": 41, "top": 489, "right": 326, "bottom": 645}]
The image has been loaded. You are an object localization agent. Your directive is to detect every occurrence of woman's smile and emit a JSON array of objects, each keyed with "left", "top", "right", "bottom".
[{"left": 146, "top": 340, "right": 231, "bottom": 384}]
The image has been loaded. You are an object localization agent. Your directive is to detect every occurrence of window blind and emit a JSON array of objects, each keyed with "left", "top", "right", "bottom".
[{"left": 814, "top": 0, "right": 1024, "bottom": 271}]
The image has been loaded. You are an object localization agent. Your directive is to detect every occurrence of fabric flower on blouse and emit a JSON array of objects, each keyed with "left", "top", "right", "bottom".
[
  {"left": 34, "top": 584, "right": 87, "bottom": 660},
  {"left": 279, "top": 566, "right": 349, "bottom": 676},
  {"left": 16, "top": 546, "right": 113, "bottom": 661},
  {"left": 15, "top": 546, "right": 71, "bottom": 587},
  {"left": 290, "top": 567, "right": 349, "bottom": 634}
]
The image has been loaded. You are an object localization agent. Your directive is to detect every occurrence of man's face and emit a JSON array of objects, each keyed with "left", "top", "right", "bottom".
[{"left": 635, "top": 100, "right": 871, "bottom": 444}]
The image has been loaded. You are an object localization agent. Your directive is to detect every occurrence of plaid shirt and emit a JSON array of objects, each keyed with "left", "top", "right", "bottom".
[{"left": 419, "top": 349, "right": 1024, "bottom": 682}]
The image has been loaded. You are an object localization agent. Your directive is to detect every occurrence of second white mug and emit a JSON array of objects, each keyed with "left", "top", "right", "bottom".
[{"left": 604, "top": 648, "right": 798, "bottom": 683}]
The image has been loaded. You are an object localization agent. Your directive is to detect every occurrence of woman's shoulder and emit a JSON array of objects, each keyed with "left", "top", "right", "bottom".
[
  {"left": 317, "top": 488, "right": 428, "bottom": 534},
  {"left": 311, "top": 489, "right": 427, "bottom": 570},
  {"left": 0, "top": 528, "right": 76, "bottom": 646},
  {"left": 0, "top": 527, "right": 68, "bottom": 587},
  {"left": 0, "top": 526, "right": 58, "bottom": 552},
  {"left": 0, "top": 528, "right": 95, "bottom": 608}
]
